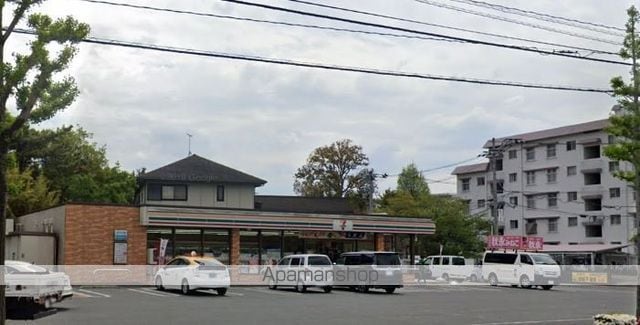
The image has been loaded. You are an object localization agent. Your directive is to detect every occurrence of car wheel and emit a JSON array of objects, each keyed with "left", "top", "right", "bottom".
[
  {"left": 442, "top": 273, "right": 449, "bottom": 282},
  {"left": 296, "top": 282, "right": 307, "bottom": 293},
  {"left": 384, "top": 287, "right": 396, "bottom": 294},
  {"left": 488, "top": 273, "right": 498, "bottom": 286},
  {"left": 519, "top": 275, "right": 532, "bottom": 289},
  {"left": 541, "top": 285, "right": 553, "bottom": 290},
  {"left": 470, "top": 275, "right": 477, "bottom": 283},
  {"left": 323, "top": 286, "right": 332, "bottom": 293},
  {"left": 216, "top": 288, "right": 227, "bottom": 296},
  {"left": 155, "top": 276, "right": 164, "bottom": 291},
  {"left": 268, "top": 280, "right": 277, "bottom": 290},
  {"left": 181, "top": 279, "right": 191, "bottom": 295}
]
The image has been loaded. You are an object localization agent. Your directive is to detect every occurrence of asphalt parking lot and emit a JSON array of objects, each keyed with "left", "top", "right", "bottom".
[{"left": 9, "top": 284, "right": 634, "bottom": 325}]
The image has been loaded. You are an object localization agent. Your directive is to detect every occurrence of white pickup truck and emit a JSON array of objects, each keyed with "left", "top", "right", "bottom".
[{"left": 5, "top": 261, "right": 72, "bottom": 311}]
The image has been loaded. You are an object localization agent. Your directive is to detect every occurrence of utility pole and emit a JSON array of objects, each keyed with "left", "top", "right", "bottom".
[
  {"left": 367, "top": 170, "right": 388, "bottom": 214},
  {"left": 490, "top": 138, "right": 498, "bottom": 235},
  {"left": 484, "top": 138, "right": 521, "bottom": 235}
]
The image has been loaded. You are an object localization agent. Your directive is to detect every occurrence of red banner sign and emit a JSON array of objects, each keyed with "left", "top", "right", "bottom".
[{"left": 486, "top": 236, "right": 544, "bottom": 251}]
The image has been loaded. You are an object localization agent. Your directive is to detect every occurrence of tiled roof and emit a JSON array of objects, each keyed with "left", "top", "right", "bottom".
[
  {"left": 483, "top": 119, "right": 609, "bottom": 148},
  {"left": 451, "top": 162, "right": 489, "bottom": 175},
  {"left": 139, "top": 154, "right": 267, "bottom": 185},
  {"left": 254, "top": 195, "right": 356, "bottom": 214}
]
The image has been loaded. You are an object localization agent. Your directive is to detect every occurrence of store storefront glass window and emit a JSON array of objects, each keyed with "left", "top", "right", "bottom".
[
  {"left": 283, "top": 231, "right": 304, "bottom": 256},
  {"left": 175, "top": 228, "right": 201, "bottom": 257},
  {"left": 239, "top": 230, "right": 259, "bottom": 266},
  {"left": 147, "top": 228, "right": 173, "bottom": 265},
  {"left": 203, "top": 229, "right": 230, "bottom": 264},
  {"left": 260, "top": 231, "right": 281, "bottom": 266}
]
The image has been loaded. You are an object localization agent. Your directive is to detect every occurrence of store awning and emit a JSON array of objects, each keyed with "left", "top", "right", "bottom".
[{"left": 542, "top": 243, "right": 630, "bottom": 253}]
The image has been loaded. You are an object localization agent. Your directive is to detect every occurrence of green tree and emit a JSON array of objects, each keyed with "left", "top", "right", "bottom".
[
  {"left": 0, "top": 2, "right": 89, "bottom": 319},
  {"left": 603, "top": 6, "right": 640, "bottom": 318},
  {"left": 12, "top": 125, "right": 135, "bottom": 204},
  {"left": 6, "top": 153, "right": 58, "bottom": 218},
  {"left": 294, "top": 139, "right": 370, "bottom": 198},
  {"left": 380, "top": 164, "right": 489, "bottom": 257},
  {"left": 396, "top": 163, "right": 430, "bottom": 198}
]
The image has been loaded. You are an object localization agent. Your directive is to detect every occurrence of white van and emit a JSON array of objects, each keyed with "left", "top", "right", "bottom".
[
  {"left": 267, "top": 254, "right": 333, "bottom": 293},
  {"left": 482, "top": 251, "right": 561, "bottom": 290},
  {"left": 423, "top": 255, "right": 472, "bottom": 282}
]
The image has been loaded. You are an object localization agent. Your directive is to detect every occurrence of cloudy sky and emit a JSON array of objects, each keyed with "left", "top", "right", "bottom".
[{"left": 5, "top": 0, "right": 636, "bottom": 195}]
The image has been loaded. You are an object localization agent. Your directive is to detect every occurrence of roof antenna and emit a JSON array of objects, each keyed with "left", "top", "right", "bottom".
[{"left": 187, "top": 133, "right": 193, "bottom": 156}]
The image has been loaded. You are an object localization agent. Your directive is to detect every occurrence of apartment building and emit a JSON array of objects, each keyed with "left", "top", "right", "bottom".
[{"left": 452, "top": 113, "right": 636, "bottom": 259}]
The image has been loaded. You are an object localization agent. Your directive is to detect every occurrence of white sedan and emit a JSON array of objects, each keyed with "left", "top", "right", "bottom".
[{"left": 154, "top": 256, "right": 230, "bottom": 295}]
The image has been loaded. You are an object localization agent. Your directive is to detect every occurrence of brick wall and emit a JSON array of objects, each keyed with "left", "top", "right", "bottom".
[
  {"left": 64, "top": 204, "right": 146, "bottom": 265},
  {"left": 374, "top": 233, "right": 385, "bottom": 251},
  {"left": 230, "top": 229, "right": 240, "bottom": 265}
]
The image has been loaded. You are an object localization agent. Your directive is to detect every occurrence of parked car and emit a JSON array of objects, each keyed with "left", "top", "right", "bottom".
[
  {"left": 334, "top": 251, "right": 403, "bottom": 294},
  {"left": 267, "top": 254, "right": 333, "bottom": 293},
  {"left": 154, "top": 256, "right": 230, "bottom": 295},
  {"left": 482, "top": 251, "right": 561, "bottom": 290},
  {"left": 5, "top": 260, "right": 72, "bottom": 311},
  {"left": 422, "top": 255, "right": 472, "bottom": 282}
]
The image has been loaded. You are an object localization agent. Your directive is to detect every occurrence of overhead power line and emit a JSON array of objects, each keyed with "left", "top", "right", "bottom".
[
  {"left": 448, "top": 0, "right": 625, "bottom": 34},
  {"left": 386, "top": 156, "right": 486, "bottom": 177},
  {"left": 10, "top": 28, "right": 612, "bottom": 93},
  {"left": 77, "top": 0, "right": 458, "bottom": 44},
  {"left": 413, "top": 0, "right": 621, "bottom": 46},
  {"left": 220, "top": 0, "right": 628, "bottom": 66},
  {"left": 288, "top": 0, "right": 619, "bottom": 56}
]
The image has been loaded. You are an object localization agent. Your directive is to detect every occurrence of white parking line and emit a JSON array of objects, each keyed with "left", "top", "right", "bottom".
[
  {"left": 78, "top": 289, "right": 111, "bottom": 298},
  {"left": 72, "top": 291, "right": 93, "bottom": 298},
  {"left": 128, "top": 288, "right": 170, "bottom": 297},
  {"left": 471, "top": 318, "right": 592, "bottom": 325},
  {"left": 141, "top": 287, "right": 181, "bottom": 297},
  {"left": 240, "top": 287, "right": 301, "bottom": 296}
]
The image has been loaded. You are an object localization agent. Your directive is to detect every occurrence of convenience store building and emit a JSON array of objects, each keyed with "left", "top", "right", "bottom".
[{"left": 12, "top": 155, "right": 435, "bottom": 266}]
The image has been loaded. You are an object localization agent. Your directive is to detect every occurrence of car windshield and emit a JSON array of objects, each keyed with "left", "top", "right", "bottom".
[
  {"left": 194, "top": 259, "right": 223, "bottom": 266},
  {"left": 375, "top": 254, "right": 400, "bottom": 266},
  {"left": 531, "top": 254, "right": 557, "bottom": 265},
  {"left": 7, "top": 263, "right": 49, "bottom": 273},
  {"left": 308, "top": 256, "right": 331, "bottom": 266}
]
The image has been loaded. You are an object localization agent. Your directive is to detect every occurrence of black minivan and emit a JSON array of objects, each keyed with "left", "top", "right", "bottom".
[{"left": 334, "top": 251, "right": 403, "bottom": 294}]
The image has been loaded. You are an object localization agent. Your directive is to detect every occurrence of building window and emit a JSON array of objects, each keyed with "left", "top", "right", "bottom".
[
  {"left": 510, "top": 220, "right": 518, "bottom": 229},
  {"left": 508, "top": 150, "right": 517, "bottom": 159},
  {"left": 496, "top": 180, "right": 504, "bottom": 194},
  {"left": 567, "top": 192, "right": 578, "bottom": 202},
  {"left": 509, "top": 196, "right": 518, "bottom": 207},
  {"left": 477, "top": 199, "right": 486, "bottom": 209},
  {"left": 566, "top": 141, "right": 576, "bottom": 151},
  {"left": 509, "top": 173, "right": 517, "bottom": 183},
  {"left": 526, "top": 171, "right": 536, "bottom": 185},
  {"left": 567, "top": 166, "right": 577, "bottom": 176},
  {"left": 609, "top": 161, "right": 620, "bottom": 172},
  {"left": 203, "top": 229, "right": 230, "bottom": 265},
  {"left": 568, "top": 217, "right": 577, "bottom": 227},
  {"left": 585, "top": 225, "right": 602, "bottom": 238},
  {"left": 610, "top": 214, "right": 622, "bottom": 225},
  {"left": 216, "top": 185, "right": 225, "bottom": 202},
  {"left": 547, "top": 193, "right": 558, "bottom": 208},
  {"left": 608, "top": 135, "right": 616, "bottom": 144},
  {"left": 477, "top": 177, "right": 485, "bottom": 186},
  {"left": 610, "top": 187, "right": 621, "bottom": 198},
  {"left": 526, "top": 221, "right": 537, "bottom": 235},
  {"left": 526, "top": 196, "right": 536, "bottom": 209},
  {"left": 584, "top": 172, "right": 601, "bottom": 185},
  {"left": 584, "top": 145, "right": 601, "bottom": 159},
  {"left": 548, "top": 219, "right": 558, "bottom": 233},
  {"left": 546, "top": 144, "right": 556, "bottom": 158},
  {"left": 526, "top": 147, "right": 535, "bottom": 161},
  {"left": 546, "top": 168, "right": 557, "bottom": 183},
  {"left": 147, "top": 184, "right": 188, "bottom": 201},
  {"left": 584, "top": 198, "right": 602, "bottom": 211},
  {"left": 495, "top": 159, "right": 503, "bottom": 171},
  {"left": 461, "top": 178, "right": 470, "bottom": 192}
]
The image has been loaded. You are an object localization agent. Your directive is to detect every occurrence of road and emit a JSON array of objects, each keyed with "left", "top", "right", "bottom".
[{"left": 9, "top": 284, "right": 634, "bottom": 325}]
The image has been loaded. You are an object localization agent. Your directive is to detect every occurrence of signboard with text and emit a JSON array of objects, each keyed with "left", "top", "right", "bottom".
[
  {"left": 300, "top": 231, "right": 367, "bottom": 240},
  {"left": 486, "top": 235, "right": 544, "bottom": 251}
]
